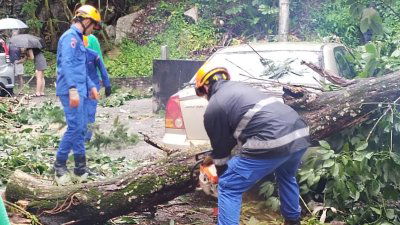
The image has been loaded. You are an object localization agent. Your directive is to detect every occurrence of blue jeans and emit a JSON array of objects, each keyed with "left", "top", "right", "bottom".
[
  {"left": 56, "top": 95, "right": 87, "bottom": 161},
  {"left": 217, "top": 148, "right": 307, "bottom": 225},
  {"left": 84, "top": 98, "right": 98, "bottom": 141}
]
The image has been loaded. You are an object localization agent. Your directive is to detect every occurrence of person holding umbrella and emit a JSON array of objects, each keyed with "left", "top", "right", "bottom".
[
  {"left": 9, "top": 33, "right": 46, "bottom": 96},
  {"left": 54, "top": 4, "right": 101, "bottom": 183},
  {"left": 9, "top": 29, "right": 27, "bottom": 92}
]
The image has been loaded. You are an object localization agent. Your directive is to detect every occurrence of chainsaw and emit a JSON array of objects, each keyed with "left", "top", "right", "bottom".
[{"left": 193, "top": 150, "right": 219, "bottom": 198}]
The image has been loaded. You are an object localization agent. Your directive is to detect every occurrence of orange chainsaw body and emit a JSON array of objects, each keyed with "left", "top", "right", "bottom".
[{"left": 199, "top": 164, "right": 219, "bottom": 197}]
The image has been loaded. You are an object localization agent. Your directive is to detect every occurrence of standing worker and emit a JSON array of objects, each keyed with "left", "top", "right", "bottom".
[
  {"left": 196, "top": 65, "right": 310, "bottom": 225},
  {"left": 83, "top": 34, "right": 111, "bottom": 141},
  {"left": 84, "top": 34, "right": 104, "bottom": 61},
  {"left": 83, "top": 42, "right": 112, "bottom": 141},
  {"left": 9, "top": 29, "right": 26, "bottom": 92},
  {"left": 54, "top": 5, "right": 101, "bottom": 182}
]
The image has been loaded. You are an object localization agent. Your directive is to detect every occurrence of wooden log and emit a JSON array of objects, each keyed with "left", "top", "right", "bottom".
[
  {"left": 6, "top": 154, "right": 197, "bottom": 225},
  {"left": 286, "top": 71, "right": 400, "bottom": 140}
]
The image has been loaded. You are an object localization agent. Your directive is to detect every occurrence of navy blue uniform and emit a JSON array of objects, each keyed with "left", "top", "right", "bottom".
[
  {"left": 84, "top": 49, "right": 111, "bottom": 141},
  {"left": 203, "top": 81, "right": 310, "bottom": 225},
  {"left": 56, "top": 25, "right": 95, "bottom": 161}
]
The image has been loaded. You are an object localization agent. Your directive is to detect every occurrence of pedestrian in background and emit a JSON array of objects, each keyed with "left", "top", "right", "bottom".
[
  {"left": 9, "top": 29, "right": 26, "bottom": 92},
  {"left": 28, "top": 47, "right": 47, "bottom": 96}
]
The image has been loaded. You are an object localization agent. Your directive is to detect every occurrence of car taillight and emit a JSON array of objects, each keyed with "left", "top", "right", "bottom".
[
  {"left": 165, "top": 95, "right": 185, "bottom": 129},
  {"left": 3, "top": 42, "right": 10, "bottom": 63}
]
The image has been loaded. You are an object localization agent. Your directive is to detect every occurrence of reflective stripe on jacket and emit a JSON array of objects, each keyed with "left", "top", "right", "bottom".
[{"left": 203, "top": 81, "right": 310, "bottom": 166}]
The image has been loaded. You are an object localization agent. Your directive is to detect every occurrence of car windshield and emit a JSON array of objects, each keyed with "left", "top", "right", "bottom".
[{"left": 190, "top": 48, "right": 323, "bottom": 88}]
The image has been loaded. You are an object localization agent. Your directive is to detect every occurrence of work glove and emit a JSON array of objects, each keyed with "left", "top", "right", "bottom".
[
  {"left": 105, "top": 86, "right": 112, "bottom": 97},
  {"left": 202, "top": 155, "right": 214, "bottom": 166},
  {"left": 69, "top": 88, "right": 79, "bottom": 108},
  {"left": 215, "top": 165, "right": 228, "bottom": 177},
  {"left": 90, "top": 87, "right": 100, "bottom": 100}
]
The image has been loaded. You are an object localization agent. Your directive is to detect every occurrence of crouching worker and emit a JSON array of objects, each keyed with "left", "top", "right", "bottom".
[
  {"left": 83, "top": 42, "right": 111, "bottom": 141},
  {"left": 54, "top": 5, "right": 101, "bottom": 184},
  {"left": 195, "top": 65, "right": 310, "bottom": 225}
]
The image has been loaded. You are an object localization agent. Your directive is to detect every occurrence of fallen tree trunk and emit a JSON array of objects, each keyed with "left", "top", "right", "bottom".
[
  {"left": 286, "top": 71, "right": 400, "bottom": 140},
  {"left": 6, "top": 156, "right": 198, "bottom": 225},
  {"left": 6, "top": 71, "right": 400, "bottom": 224}
]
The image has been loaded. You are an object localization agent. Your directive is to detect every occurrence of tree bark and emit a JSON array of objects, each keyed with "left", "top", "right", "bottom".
[
  {"left": 6, "top": 72, "right": 400, "bottom": 224},
  {"left": 6, "top": 155, "right": 198, "bottom": 225},
  {"left": 286, "top": 71, "right": 400, "bottom": 140}
]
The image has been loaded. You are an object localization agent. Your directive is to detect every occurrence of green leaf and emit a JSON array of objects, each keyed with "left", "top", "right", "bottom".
[
  {"left": 350, "top": 4, "right": 365, "bottom": 19},
  {"left": 307, "top": 173, "right": 315, "bottom": 187},
  {"left": 385, "top": 209, "right": 395, "bottom": 220},
  {"left": 323, "top": 159, "right": 335, "bottom": 168},
  {"left": 245, "top": 216, "right": 260, "bottom": 225},
  {"left": 331, "top": 163, "right": 340, "bottom": 178},
  {"left": 390, "top": 152, "right": 400, "bottom": 165},
  {"left": 320, "top": 151, "right": 334, "bottom": 160},
  {"left": 368, "top": 180, "right": 381, "bottom": 197},
  {"left": 299, "top": 171, "right": 313, "bottom": 183},
  {"left": 356, "top": 142, "right": 368, "bottom": 151},
  {"left": 364, "top": 152, "right": 374, "bottom": 159},
  {"left": 360, "top": 8, "right": 383, "bottom": 35},
  {"left": 365, "top": 58, "right": 378, "bottom": 77},
  {"left": 319, "top": 140, "right": 331, "bottom": 150},
  {"left": 369, "top": 11, "right": 383, "bottom": 35},
  {"left": 259, "top": 181, "right": 274, "bottom": 198},
  {"left": 353, "top": 152, "right": 365, "bottom": 161},
  {"left": 360, "top": 17, "right": 370, "bottom": 33},
  {"left": 365, "top": 43, "right": 377, "bottom": 55},
  {"left": 383, "top": 161, "right": 390, "bottom": 182},
  {"left": 265, "top": 197, "right": 280, "bottom": 211},
  {"left": 347, "top": 182, "right": 360, "bottom": 201},
  {"left": 370, "top": 207, "right": 382, "bottom": 215},
  {"left": 342, "top": 142, "right": 350, "bottom": 152}
]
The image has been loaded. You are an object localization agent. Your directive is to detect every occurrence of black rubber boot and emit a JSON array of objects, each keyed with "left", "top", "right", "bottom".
[
  {"left": 53, "top": 159, "right": 69, "bottom": 177},
  {"left": 73, "top": 154, "right": 95, "bottom": 176},
  {"left": 284, "top": 219, "right": 301, "bottom": 225}
]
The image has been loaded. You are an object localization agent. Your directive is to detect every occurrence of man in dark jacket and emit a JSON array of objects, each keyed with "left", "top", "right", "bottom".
[{"left": 195, "top": 65, "right": 310, "bottom": 225}]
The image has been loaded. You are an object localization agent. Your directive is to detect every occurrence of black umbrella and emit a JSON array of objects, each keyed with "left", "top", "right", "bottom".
[{"left": 9, "top": 34, "right": 44, "bottom": 49}]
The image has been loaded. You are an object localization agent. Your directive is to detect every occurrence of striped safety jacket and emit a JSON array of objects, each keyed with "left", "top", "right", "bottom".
[{"left": 203, "top": 80, "right": 310, "bottom": 166}]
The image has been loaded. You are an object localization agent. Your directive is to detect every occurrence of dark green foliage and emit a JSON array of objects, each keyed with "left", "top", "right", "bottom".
[
  {"left": 192, "top": 0, "right": 279, "bottom": 37},
  {"left": 105, "top": 1, "right": 217, "bottom": 77},
  {"left": 298, "top": 106, "right": 400, "bottom": 224}
]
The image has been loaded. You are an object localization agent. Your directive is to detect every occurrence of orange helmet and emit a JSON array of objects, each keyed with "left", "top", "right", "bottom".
[
  {"left": 194, "top": 65, "right": 229, "bottom": 96},
  {"left": 74, "top": 5, "right": 102, "bottom": 29}
]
